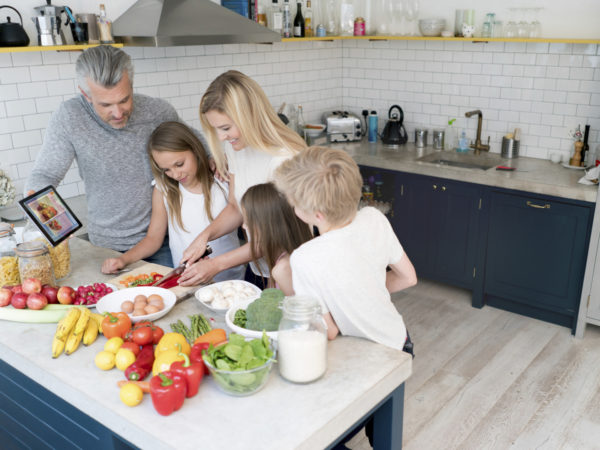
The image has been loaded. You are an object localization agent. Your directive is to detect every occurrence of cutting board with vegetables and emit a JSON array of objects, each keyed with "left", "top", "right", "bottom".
[{"left": 107, "top": 263, "right": 198, "bottom": 301}]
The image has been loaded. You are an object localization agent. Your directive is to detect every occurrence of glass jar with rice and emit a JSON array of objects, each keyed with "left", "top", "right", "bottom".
[
  {"left": 15, "top": 241, "right": 56, "bottom": 286},
  {"left": 0, "top": 223, "right": 19, "bottom": 287}
]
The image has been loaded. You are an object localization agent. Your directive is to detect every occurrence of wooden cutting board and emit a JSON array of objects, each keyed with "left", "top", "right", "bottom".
[{"left": 107, "top": 262, "right": 199, "bottom": 302}]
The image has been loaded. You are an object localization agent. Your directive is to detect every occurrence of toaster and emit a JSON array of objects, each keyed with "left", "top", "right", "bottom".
[{"left": 322, "top": 111, "right": 363, "bottom": 142}]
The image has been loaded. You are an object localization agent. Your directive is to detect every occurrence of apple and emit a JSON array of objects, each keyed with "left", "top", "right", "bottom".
[
  {"left": 22, "top": 278, "right": 42, "bottom": 295},
  {"left": 27, "top": 292, "right": 48, "bottom": 310},
  {"left": 11, "top": 293, "right": 28, "bottom": 309},
  {"left": 41, "top": 285, "right": 59, "bottom": 304},
  {"left": 11, "top": 285, "right": 23, "bottom": 294},
  {"left": 57, "top": 286, "right": 75, "bottom": 305},
  {"left": 0, "top": 288, "right": 13, "bottom": 307}
]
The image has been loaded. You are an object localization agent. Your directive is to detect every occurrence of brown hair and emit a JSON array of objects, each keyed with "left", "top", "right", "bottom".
[
  {"left": 200, "top": 70, "right": 306, "bottom": 176},
  {"left": 274, "top": 146, "right": 363, "bottom": 226},
  {"left": 148, "top": 121, "right": 219, "bottom": 232},
  {"left": 241, "top": 183, "right": 313, "bottom": 284}
]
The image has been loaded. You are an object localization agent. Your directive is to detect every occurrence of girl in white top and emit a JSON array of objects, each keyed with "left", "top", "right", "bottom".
[
  {"left": 101, "top": 121, "right": 243, "bottom": 282},
  {"left": 177, "top": 70, "right": 307, "bottom": 286}
]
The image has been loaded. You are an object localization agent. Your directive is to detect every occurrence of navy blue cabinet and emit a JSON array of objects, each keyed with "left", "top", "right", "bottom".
[{"left": 484, "top": 191, "right": 593, "bottom": 332}]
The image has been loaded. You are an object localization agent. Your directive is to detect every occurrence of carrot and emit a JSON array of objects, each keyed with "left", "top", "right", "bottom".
[
  {"left": 117, "top": 380, "right": 150, "bottom": 394},
  {"left": 193, "top": 328, "right": 227, "bottom": 347}
]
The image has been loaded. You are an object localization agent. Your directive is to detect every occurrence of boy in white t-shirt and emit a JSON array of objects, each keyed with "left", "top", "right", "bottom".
[{"left": 274, "top": 146, "right": 417, "bottom": 352}]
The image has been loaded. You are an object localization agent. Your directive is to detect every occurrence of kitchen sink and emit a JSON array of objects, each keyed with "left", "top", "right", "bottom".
[{"left": 417, "top": 151, "right": 503, "bottom": 171}]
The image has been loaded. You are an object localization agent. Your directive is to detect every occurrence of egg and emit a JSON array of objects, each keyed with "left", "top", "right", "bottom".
[
  {"left": 147, "top": 294, "right": 163, "bottom": 304},
  {"left": 149, "top": 297, "right": 164, "bottom": 308},
  {"left": 121, "top": 300, "right": 134, "bottom": 313},
  {"left": 134, "top": 294, "right": 147, "bottom": 303},
  {"left": 144, "top": 304, "right": 160, "bottom": 314},
  {"left": 132, "top": 308, "right": 147, "bottom": 316}
]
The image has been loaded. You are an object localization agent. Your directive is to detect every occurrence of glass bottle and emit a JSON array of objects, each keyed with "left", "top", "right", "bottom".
[
  {"left": 297, "top": 104, "right": 306, "bottom": 137},
  {"left": 278, "top": 296, "right": 328, "bottom": 383},
  {"left": 282, "top": 0, "right": 292, "bottom": 37},
  {"left": 15, "top": 241, "right": 56, "bottom": 287},
  {"left": 294, "top": 1, "right": 305, "bottom": 37},
  {"left": 97, "top": 4, "right": 114, "bottom": 44},
  {"left": 267, "top": 0, "right": 283, "bottom": 34},
  {"left": 304, "top": 0, "right": 313, "bottom": 37},
  {"left": 0, "top": 223, "right": 19, "bottom": 287}
]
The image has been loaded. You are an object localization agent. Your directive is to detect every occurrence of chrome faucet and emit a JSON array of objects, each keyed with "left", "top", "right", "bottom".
[{"left": 465, "top": 110, "right": 490, "bottom": 154}]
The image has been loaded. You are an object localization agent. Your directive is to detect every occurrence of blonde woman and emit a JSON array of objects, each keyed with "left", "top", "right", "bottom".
[{"left": 178, "top": 70, "right": 306, "bottom": 286}]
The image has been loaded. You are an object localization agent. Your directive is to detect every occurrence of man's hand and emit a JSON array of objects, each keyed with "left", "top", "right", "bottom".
[
  {"left": 178, "top": 258, "right": 217, "bottom": 286},
  {"left": 102, "top": 257, "right": 125, "bottom": 274}
]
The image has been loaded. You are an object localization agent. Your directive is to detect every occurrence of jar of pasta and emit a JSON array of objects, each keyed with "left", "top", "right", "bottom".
[
  {"left": 23, "top": 221, "right": 71, "bottom": 280},
  {"left": 15, "top": 241, "right": 56, "bottom": 287},
  {"left": 0, "top": 223, "right": 19, "bottom": 287}
]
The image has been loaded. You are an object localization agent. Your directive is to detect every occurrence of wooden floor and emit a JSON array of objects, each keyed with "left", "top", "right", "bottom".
[{"left": 347, "top": 279, "right": 600, "bottom": 450}]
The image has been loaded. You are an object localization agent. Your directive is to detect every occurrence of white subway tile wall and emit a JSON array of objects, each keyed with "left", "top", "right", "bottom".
[{"left": 0, "top": 40, "right": 599, "bottom": 209}]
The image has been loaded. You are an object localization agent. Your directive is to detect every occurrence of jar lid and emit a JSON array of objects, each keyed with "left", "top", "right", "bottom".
[
  {"left": 282, "top": 295, "right": 321, "bottom": 319},
  {"left": 15, "top": 241, "right": 49, "bottom": 257}
]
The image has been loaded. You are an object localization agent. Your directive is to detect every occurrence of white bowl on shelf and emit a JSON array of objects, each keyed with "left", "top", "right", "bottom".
[
  {"left": 419, "top": 19, "right": 446, "bottom": 37},
  {"left": 95, "top": 286, "right": 176, "bottom": 323}
]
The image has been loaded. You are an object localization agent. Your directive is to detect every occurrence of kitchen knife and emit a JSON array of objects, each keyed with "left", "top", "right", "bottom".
[{"left": 152, "top": 245, "right": 212, "bottom": 287}]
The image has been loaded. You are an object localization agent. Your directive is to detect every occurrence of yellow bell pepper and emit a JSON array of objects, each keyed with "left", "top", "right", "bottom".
[
  {"left": 154, "top": 332, "right": 191, "bottom": 358},
  {"left": 152, "top": 349, "right": 185, "bottom": 376}
]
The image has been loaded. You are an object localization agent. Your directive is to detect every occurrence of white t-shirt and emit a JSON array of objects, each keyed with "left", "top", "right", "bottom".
[
  {"left": 163, "top": 180, "right": 244, "bottom": 282},
  {"left": 290, "top": 207, "right": 407, "bottom": 350},
  {"left": 224, "top": 142, "right": 294, "bottom": 276}
]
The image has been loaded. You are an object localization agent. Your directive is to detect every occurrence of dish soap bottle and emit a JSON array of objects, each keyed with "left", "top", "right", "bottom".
[
  {"left": 444, "top": 118, "right": 457, "bottom": 151},
  {"left": 457, "top": 130, "right": 469, "bottom": 153}
]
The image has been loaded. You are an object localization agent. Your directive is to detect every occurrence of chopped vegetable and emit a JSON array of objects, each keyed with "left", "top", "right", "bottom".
[{"left": 119, "top": 272, "right": 163, "bottom": 288}]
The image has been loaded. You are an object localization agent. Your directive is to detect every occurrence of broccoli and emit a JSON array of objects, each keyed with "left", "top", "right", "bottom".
[
  {"left": 233, "top": 309, "right": 247, "bottom": 328},
  {"left": 245, "top": 289, "right": 284, "bottom": 332}
]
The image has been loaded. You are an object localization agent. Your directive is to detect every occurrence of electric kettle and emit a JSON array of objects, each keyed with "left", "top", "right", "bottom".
[
  {"left": 381, "top": 105, "right": 408, "bottom": 146},
  {"left": 0, "top": 6, "right": 30, "bottom": 47}
]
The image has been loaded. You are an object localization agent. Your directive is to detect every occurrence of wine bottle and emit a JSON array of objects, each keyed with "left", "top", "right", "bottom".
[
  {"left": 282, "top": 0, "right": 291, "bottom": 38},
  {"left": 304, "top": 0, "right": 313, "bottom": 37},
  {"left": 582, "top": 124, "right": 590, "bottom": 167},
  {"left": 294, "top": 1, "right": 305, "bottom": 37}
]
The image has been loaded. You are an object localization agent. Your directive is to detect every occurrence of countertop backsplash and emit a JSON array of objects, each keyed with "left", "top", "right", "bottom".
[{"left": 0, "top": 40, "right": 598, "bottom": 210}]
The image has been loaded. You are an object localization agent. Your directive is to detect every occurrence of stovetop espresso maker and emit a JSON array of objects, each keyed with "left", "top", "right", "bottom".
[{"left": 33, "top": 0, "right": 68, "bottom": 46}]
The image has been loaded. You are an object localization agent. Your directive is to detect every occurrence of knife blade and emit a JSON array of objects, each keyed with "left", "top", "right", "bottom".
[{"left": 152, "top": 245, "right": 213, "bottom": 287}]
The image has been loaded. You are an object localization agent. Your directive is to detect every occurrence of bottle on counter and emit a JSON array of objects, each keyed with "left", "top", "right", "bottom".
[
  {"left": 97, "top": 4, "right": 114, "bottom": 44},
  {"left": 304, "top": 0, "right": 313, "bottom": 37},
  {"left": 282, "top": 0, "right": 292, "bottom": 37},
  {"left": 267, "top": 0, "right": 283, "bottom": 34},
  {"left": 457, "top": 129, "right": 469, "bottom": 153},
  {"left": 444, "top": 118, "right": 457, "bottom": 151},
  {"left": 582, "top": 124, "right": 590, "bottom": 167},
  {"left": 368, "top": 110, "right": 378, "bottom": 143},
  {"left": 278, "top": 295, "right": 328, "bottom": 383},
  {"left": 294, "top": 1, "right": 305, "bottom": 37},
  {"left": 297, "top": 104, "right": 306, "bottom": 138}
]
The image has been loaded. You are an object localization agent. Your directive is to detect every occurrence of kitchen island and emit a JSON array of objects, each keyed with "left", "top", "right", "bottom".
[{"left": 0, "top": 238, "right": 412, "bottom": 450}]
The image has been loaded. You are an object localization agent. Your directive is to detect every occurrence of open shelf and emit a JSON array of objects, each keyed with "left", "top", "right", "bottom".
[
  {"left": 282, "top": 36, "right": 600, "bottom": 44},
  {"left": 0, "top": 43, "right": 124, "bottom": 53}
]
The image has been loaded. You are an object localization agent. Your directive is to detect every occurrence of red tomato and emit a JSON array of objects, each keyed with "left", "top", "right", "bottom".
[
  {"left": 132, "top": 326, "right": 153, "bottom": 346},
  {"left": 121, "top": 341, "right": 141, "bottom": 357},
  {"left": 152, "top": 325, "right": 165, "bottom": 345},
  {"left": 134, "top": 320, "right": 152, "bottom": 329}
]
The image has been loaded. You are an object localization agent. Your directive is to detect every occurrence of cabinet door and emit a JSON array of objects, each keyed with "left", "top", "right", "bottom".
[
  {"left": 431, "top": 179, "right": 481, "bottom": 287},
  {"left": 485, "top": 191, "right": 591, "bottom": 324}
]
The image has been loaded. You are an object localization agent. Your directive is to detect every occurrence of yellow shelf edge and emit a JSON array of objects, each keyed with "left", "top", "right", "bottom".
[
  {"left": 281, "top": 36, "right": 600, "bottom": 44},
  {"left": 0, "top": 43, "right": 124, "bottom": 53}
]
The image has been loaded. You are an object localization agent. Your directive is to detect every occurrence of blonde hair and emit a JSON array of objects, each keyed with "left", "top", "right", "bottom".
[
  {"left": 200, "top": 70, "right": 306, "bottom": 176},
  {"left": 275, "top": 146, "right": 362, "bottom": 226},
  {"left": 241, "top": 183, "right": 312, "bottom": 285},
  {"left": 148, "top": 122, "right": 219, "bottom": 232}
]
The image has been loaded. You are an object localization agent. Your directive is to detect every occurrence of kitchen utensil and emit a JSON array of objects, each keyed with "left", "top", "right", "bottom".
[
  {"left": 323, "top": 111, "right": 363, "bottom": 142},
  {"left": 415, "top": 128, "right": 428, "bottom": 147},
  {"left": 69, "top": 21, "right": 88, "bottom": 44},
  {"left": 32, "top": 0, "right": 67, "bottom": 46},
  {"left": 152, "top": 245, "right": 212, "bottom": 287},
  {"left": 418, "top": 18, "right": 445, "bottom": 37},
  {"left": 432, "top": 129, "right": 444, "bottom": 149},
  {"left": 501, "top": 136, "right": 519, "bottom": 159},
  {"left": 75, "top": 13, "right": 99, "bottom": 43},
  {"left": 381, "top": 105, "right": 408, "bottom": 146},
  {"left": 0, "top": 6, "right": 30, "bottom": 47}
]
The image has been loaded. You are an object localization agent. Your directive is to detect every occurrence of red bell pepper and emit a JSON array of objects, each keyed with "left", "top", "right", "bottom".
[
  {"left": 158, "top": 274, "right": 181, "bottom": 289},
  {"left": 190, "top": 342, "right": 210, "bottom": 375},
  {"left": 150, "top": 371, "right": 186, "bottom": 416},
  {"left": 125, "top": 344, "right": 155, "bottom": 381},
  {"left": 170, "top": 352, "right": 204, "bottom": 398}
]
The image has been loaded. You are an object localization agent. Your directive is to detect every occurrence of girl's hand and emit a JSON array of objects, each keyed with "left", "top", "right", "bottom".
[
  {"left": 182, "top": 235, "right": 210, "bottom": 266},
  {"left": 178, "top": 259, "right": 217, "bottom": 286},
  {"left": 102, "top": 257, "right": 125, "bottom": 274}
]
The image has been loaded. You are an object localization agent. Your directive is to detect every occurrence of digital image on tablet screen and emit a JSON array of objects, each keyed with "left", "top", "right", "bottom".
[{"left": 19, "top": 186, "right": 82, "bottom": 246}]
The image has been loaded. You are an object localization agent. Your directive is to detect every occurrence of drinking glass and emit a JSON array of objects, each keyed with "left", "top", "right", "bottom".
[
  {"left": 404, "top": 0, "right": 419, "bottom": 36},
  {"left": 377, "top": 0, "right": 394, "bottom": 35},
  {"left": 529, "top": 7, "right": 542, "bottom": 38},
  {"left": 392, "top": 0, "right": 405, "bottom": 36},
  {"left": 517, "top": 8, "right": 529, "bottom": 38},
  {"left": 505, "top": 8, "right": 517, "bottom": 38}
]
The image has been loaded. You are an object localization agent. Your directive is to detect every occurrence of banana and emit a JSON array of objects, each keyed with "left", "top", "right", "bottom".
[
  {"left": 73, "top": 307, "right": 91, "bottom": 336},
  {"left": 52, "top": 335, "right": 66, "bottom": 358},
  {"left": 55, "top": 308, "right": 81, "bottom": 341},
  {"left": 90, "top": 312, "right": 104, "bottom": 334},
  {"left": 65, "top": 327, "right": 84, "bottom": 355},
  {"left": 83, "top": 318, "right": 99, "bottom": 346}
]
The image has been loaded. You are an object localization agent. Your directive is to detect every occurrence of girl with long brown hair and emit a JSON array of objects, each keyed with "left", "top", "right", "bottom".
[{"left": 101, "top": 121, "right": 243, "bottom": 281}]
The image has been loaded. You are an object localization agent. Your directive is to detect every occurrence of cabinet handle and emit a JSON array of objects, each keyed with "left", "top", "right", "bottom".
[
  {"left": 526, "top": 201, "right": 550, "bottom": 209},
  {"left": 433, "top": 184, "right": 437, "bottom": 190},
  {"left": 442, "top": 186, "right": 446, "bottom": 191}
]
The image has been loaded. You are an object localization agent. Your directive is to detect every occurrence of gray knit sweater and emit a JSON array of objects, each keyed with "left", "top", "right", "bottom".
[{"left": 25, "top": 94, "right": 204, "bottom": 251}]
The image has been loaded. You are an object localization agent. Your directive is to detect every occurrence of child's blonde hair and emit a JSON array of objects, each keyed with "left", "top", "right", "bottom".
[
  {"left": 275, "top": 146, "right": 363, "bottom": 226},
  {"left": 200, "top": 70, "right": 306, "bottom": 177},
  {"left": 148, "top": 121, "right": 219, "bottom": 232}
]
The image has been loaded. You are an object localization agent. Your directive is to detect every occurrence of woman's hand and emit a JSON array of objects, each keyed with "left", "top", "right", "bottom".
[
  {"left": 182, "top": 234, "right": 210, "bottom": 266},
  {"left": 178, "top": 258, "right": 218, "bottom": 286},
  {"left": 102, "top": 257, "right": 125, "bottom": 274}
]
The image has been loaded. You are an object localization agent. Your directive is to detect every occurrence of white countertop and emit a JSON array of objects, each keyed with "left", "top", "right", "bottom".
[
  {"left": 332, "top": 141, "right": 598, "bottom": 203},
  {"left": 0, "top": 238, "right": 412, "bottom": 450}
]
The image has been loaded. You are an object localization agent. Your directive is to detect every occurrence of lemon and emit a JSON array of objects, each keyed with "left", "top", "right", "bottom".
[
  {"left": 104, "top": 337, "right": 124, "bottom": 354},
  {"left": 119, "top": 382, "right": 143, "bottom": 407},
  {"left": 95, "top": 351, "right": 115, "bottom": 371},
  {"left": 115, "top": 348, "right": 136, "bottom": 371}
]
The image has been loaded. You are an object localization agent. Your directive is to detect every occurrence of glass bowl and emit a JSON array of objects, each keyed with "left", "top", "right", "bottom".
[{"left": 419, "top": 19, "right": 446, "bottom": 37}]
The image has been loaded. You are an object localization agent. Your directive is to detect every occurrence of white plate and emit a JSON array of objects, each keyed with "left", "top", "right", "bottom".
[
  {"left": 225, "top": 297, "right": 278, "bottom": 341},
  {"left": 95, "top": 286, "right": 176, "bottom": 323},
  {"left": 194, "top": 280, "right": 261, "bottom": 313},
  {"left": 562, "top": 163, "right": 586, "bottom": 170}
]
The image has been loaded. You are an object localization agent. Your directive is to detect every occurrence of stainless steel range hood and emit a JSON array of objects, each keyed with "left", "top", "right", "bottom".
[{"left": 112, "top": 0, "right": 281, "bottom": 46}]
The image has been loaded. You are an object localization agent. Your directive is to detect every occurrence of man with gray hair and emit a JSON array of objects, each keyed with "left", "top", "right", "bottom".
[{"left": 26, "top": 46, "right": 205, "bottom": 266}]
